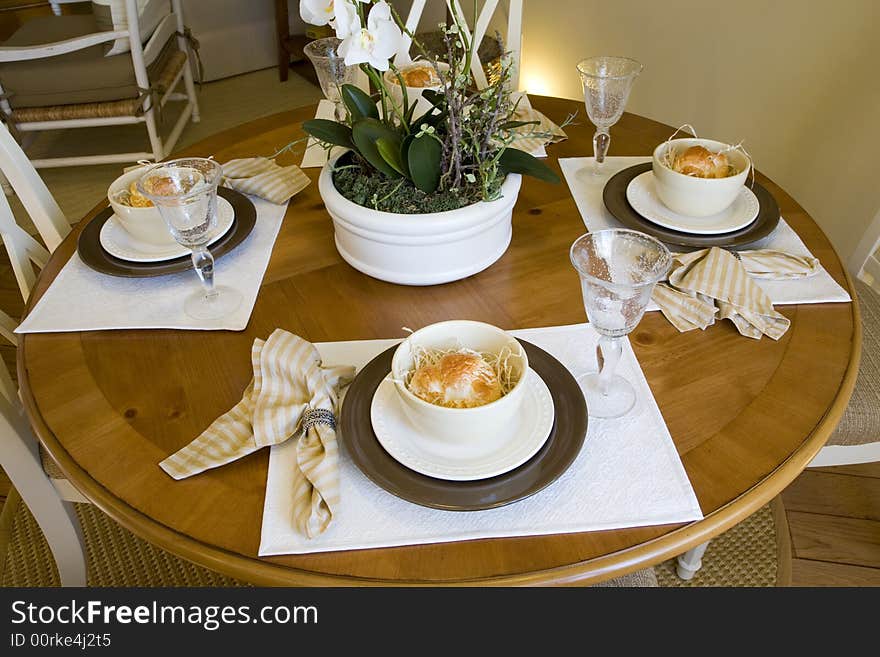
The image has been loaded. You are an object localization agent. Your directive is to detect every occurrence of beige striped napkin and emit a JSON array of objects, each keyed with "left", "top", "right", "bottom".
[
  {"left": 221, "top": 157, "right": 310, "bottom": 205},
  {"left": 159, "top": 330, "right": 355, "bottom": 538},
  {"left": 652, "top": 247, "right": 820, "bottom": 340},
  {"left": 510, "top": 105, "right": 567, "bottom": 156}
]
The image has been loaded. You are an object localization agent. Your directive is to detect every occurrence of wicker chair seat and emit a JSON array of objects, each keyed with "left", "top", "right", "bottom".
[
  {"left": 0, "top": 14, "right": 181, "bottom": 111},
  {"left": 826, "top": 279, "right": 880, "bottom": 448},
  {"left": 10, "top": 49, "right": 186, "bottom": 123}
]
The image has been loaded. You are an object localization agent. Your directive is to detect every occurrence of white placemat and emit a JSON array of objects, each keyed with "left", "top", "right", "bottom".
[
  {"left": 559, "top": 156, "right": 851, "bottom": 308},
  {"left": 15, "top": 197, "right": 286, "bottom": 333},
  {"left": 259, "top": 323, "right": 703, "bottom": 556}
]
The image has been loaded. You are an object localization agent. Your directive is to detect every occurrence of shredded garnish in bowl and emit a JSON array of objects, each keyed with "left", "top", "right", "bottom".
[{"left": 395, "top": 340, "right": 525, "bottom": 408}]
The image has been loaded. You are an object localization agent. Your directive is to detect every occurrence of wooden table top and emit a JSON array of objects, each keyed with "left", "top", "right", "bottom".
[{"left": 18, "top": 96, "right": 861, "bottom": 586}]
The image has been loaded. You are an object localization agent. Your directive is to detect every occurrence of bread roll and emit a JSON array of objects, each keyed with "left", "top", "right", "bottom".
[
  {"left": 401, "top": 65, "right": 439, "bottom": 88},
  {"left": 127, "top": 181, "right": 154, "bottom": 207},
  {"left": 672, "top": 145, "right": 730, "bottom": 179},
  {"left": 408, "top": 352, "right": 503, "bottom": 408}
]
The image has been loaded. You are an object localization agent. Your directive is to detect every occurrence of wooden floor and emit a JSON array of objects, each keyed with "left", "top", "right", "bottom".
[{"left": 780, "top": 461, "right": 880, "bottom": 585}]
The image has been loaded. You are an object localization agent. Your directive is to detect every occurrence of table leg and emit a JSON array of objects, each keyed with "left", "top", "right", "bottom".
[
  {"left": 275, "top": 0, "right": 290, "bottom": 82},
  {"left": 676, "top": 541, "right": 710, "bottom": 580}
]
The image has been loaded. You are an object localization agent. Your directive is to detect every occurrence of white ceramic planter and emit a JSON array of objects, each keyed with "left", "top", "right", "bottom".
[{"left": 318, "top": 155, "right": 523, "bottom": 286}]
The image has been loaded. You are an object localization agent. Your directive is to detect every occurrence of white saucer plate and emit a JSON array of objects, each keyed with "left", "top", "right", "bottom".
[
  {"left": 626, "top": 171, "right": 760, "bottom": 235},
  {"left": 370, "top": 368, "right": 555, "bottom": 482},
  {"left": 99, "top": 196, "right": 235, "bottom": 263}
]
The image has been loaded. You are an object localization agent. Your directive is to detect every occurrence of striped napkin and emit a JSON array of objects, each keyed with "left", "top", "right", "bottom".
[
  {"left": 509, "top": 101, "right": 567, "bottom": 157},
  {"left": 652, "top": 247, "right": 821, "bottom": 340},
  {"left": 159, "top": 330, "right": 355, "bottom": 538},
  {"left": 221, "top": 157, "right": 310, "bottom": 205}
]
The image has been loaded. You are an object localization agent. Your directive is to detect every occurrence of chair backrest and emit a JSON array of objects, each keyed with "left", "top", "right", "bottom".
[
  {"left": 852, "top": 208, "right": 880, "bottom": 292},
  {"left": 395, "top": 0, "right": 523, "bottom": 91},
  {"left": 0, "top": 123, "right": 69, "bottom": 302}
]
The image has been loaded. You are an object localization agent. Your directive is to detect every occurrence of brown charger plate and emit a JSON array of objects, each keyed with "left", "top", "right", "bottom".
[
  {"left": 77, "top": 187, "right": 257, "bottom": 277},
  {"left": 338, "top": 340, "right": 589, "bottom": 511},
  {"left": 602, "top": 162, "right": 781, "bottom": 248}
]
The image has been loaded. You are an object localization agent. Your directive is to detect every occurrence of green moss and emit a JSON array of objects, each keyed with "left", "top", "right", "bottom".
[{"left": 332, "top": 158, "right": 503, "bottom": 214}]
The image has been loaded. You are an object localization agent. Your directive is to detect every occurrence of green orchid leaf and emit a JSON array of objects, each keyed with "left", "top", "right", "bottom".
[
  {"left": 421, "top": 89, "right": 446, "bottom": 110},
  {"left": 341, "top": 84, "right": 379, "bottom": 121},
  {"left": 400, "top": 134, "right": 414, "bottom": 178},
  {"left": 301, "top": 119, "right": 354, "bottom": 149},
  {"left": 352, "top": 118, "right": 403, "bottom": 179},
  {"left": 376, "top": 137, "right": 406, "bottom": 176},
  {"left": 403, "top": 95, "right": 419, "bottom": 129},
  {"left": 498, "top": 147, "right": 560, "bottom": 184},
  {"left": 408, "top": 135, "right": 442, "bottom": 193}
]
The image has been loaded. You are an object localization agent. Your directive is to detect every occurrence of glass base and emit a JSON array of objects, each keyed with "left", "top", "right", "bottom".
[
  {"left": 184, "top": 285, "right": 242, "bottom": 320},
  {"left": 577, "top": 372, "right": 636, "bottom": 419}
]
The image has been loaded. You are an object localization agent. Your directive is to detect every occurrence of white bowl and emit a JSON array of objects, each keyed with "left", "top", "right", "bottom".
[
  {"left": 383, "top": 62, "right": 449, "bottom": 119},
  {"left": 390, "top": 320, "right": 528, "bottom": 444},
  {"left": 652, "top": 138, "right": 751, "bottom": 217},
  {"left": 107, "top": 166, "right": 176, "bottom": 247}
]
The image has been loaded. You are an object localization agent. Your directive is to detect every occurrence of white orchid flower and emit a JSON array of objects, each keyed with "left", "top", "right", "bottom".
[
  {"left": 300, "top": 0, "right": 335, "bottom": 26},
  {"left": 338, "top": 1, "right": 402, "bottom": 72},
  {"left": 331, "top": 0, "right": 361, "bottom": 40}
]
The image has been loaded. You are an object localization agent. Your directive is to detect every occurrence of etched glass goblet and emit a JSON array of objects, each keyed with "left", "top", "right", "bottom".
[
  {"left": 576, "top": 56, "right": 643, "bottom": 175},
  {"left": 137, "top": 158, "right": 241, "bottom": 320},
  {"left": 570, "top": 229, "right": 671, "bottom": 418},
  {"left": 304, "top": 36, "right": 359, "bottom": 121}
]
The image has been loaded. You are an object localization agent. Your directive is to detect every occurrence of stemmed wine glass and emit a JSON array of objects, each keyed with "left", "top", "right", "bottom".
[
  {"left": 304, "top": 36, "right": 359, "bottom": 122},
  {"left": 137, "top": 158, "right": 242, "bottom": 321},
  {"left": 570, "top": 229, "right": 671, "bottom": 419},
  {"left": 576, "top": 56, "right": 643, "bottom": 175}
]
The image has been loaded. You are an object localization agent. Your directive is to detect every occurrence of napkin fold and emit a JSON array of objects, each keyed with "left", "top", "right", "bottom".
[
  {"left": 221, "top": 157, "right": 310, "bottom": 205},
  {"left": 159, "top": 330, "right": 355, "bottom": 537},
  {"left": 652, "top": 247, "right": 820, "bottom": 340}
]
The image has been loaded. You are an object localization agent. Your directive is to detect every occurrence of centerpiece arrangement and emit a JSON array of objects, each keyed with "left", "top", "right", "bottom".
[{"left": 298, "top": 0, "right": 561, "bottom": 285}]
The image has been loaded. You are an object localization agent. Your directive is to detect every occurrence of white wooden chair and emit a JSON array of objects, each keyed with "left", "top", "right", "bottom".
[
  {"left": 0, "top": 122, "right": 86, "bottom": 585},
  {"left": 0, "top": 0, "right": 199, "bottom": 169},
  {"left": 807, "top": 237, "right": 880, "bottom": 468},
  {"left": 395, "top": 0, "right": 523, "bottom": 90},
  {"left": 0, "top": 123, "right": 69, "bottom": 345}
]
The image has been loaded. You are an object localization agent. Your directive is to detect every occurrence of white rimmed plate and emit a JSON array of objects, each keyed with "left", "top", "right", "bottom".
[
  {"left": 626, "top": 171, "right": 759, "bottom": 235},
  {"left": 370, "top": 368, "right": 555, "bottom": 481},
  {"left": 99, "top": 196, "right": 235, "bottom": 263}
]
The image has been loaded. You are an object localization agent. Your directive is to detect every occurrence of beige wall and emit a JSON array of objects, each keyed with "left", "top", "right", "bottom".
[{"left": 518, "top": 0, "right": 880, "bottom": 272}]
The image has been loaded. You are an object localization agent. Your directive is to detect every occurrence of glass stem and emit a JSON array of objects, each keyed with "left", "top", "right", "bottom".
[
  {"left": 190, "top": 246, "right": 217, "bottom": 301},
  {"left": 596, "top": 335, "right": 622, "bottom": 396},
  {"left": 593, "top": 128, "right": 611, "bottom": 174}
]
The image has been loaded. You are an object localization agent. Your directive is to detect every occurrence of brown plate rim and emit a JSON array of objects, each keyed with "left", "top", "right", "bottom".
[
  {"left": 602, "top": 162, "right": 781, "bottom": 248},
  {"left": 338, "top": 339, "right": 589, "bottom": 511},
  {"left": 76, "top": 187, "right": 257, "bottom": 277}
]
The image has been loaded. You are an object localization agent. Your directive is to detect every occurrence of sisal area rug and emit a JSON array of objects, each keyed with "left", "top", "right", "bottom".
[{"left": 0, "top": 488, "right": 789, "bottom": 587}]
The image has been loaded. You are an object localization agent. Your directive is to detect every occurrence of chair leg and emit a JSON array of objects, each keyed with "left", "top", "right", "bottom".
[
  {"left": 0, "top": 405, "right": 87, "bottom": 586},
  {"left": 183, "top": 56, "right": 200, "bottom": 123},
  {"left": 143, "top": 104, "right": 164, "bottom": 162},
  {"left": 676, "top": 541, "right": 710, "bottom": 580},
  {"left": 275, "top": 0, "right": 290, "bottom": 82}
]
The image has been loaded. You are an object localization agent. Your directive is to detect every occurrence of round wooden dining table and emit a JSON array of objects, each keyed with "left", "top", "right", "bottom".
[{"left": 18, "top": 96, "right": 860, "bottom": 586}]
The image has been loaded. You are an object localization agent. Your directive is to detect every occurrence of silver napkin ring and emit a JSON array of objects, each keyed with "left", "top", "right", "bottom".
[{"left": 302, "top": 407, "right": 336, "bottom": 433}]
